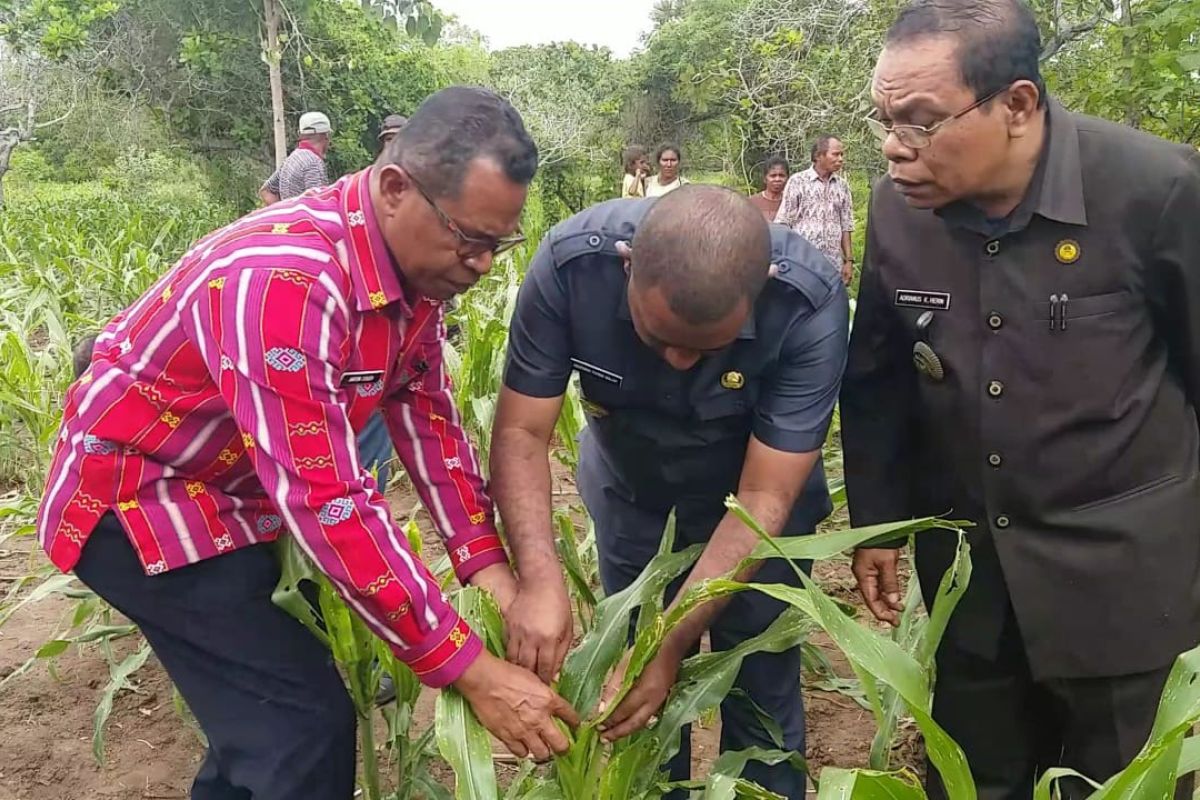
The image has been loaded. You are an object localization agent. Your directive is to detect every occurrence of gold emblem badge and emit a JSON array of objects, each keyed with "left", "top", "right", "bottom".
[
  {"left": 1055, "top": 239, "right": 1081, "bottom": 264},
  {"left": 721, "top": 371, "right": 745, "bottom": 390}
]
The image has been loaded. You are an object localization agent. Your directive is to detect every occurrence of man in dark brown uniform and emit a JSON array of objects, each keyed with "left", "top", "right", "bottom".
[{"left": 841, "top": 1, "right": 1200, "bottom": 798}]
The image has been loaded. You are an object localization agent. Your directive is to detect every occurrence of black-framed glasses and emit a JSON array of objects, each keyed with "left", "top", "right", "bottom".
[
  {"left": 865, "top": 86, "right": 1009, "bottom": 150},
  {"left": 405, "top": 170, "right": 526, "bottom": 258}
]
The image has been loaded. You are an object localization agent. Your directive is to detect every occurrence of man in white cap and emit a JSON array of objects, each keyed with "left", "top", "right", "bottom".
[{"left": 259, "top": 111, "right": 332, "bottom": 205}]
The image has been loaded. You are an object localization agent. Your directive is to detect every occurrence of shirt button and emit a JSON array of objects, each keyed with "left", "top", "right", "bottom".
[
  {"left": 995, "top": 514, "right": 1011, "bottom": 529},
  {"left": 985, "top": 240, "right": 1001, "bottom": 256},
  {"left": 987, "top": 380, "right": 1004, "bottom": 398},
  {"left": 988, "top": 452, "right": 1003, "bottom": 467},
  {"left": 987, "top": 312, "right": 1003, "bottom": 330}
]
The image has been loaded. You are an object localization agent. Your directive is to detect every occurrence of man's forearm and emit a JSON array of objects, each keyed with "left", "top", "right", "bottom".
[
  {"left": 842, "top": 232, "right": 853, "bottom": 261},
  {"left": 658, "top": 488, "right": 794, "bottom": 658},
  {"left": 489, "top": 426, "right": 561, "bottom": 579}
]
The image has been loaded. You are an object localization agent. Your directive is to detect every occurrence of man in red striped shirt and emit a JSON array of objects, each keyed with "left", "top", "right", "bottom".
[{"left": 38, "top": 87, "right": 577, "bottom": 799}]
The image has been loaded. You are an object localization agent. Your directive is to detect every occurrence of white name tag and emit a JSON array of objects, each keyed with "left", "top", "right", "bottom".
[
  {"left": 340, "top": 370, "right": 384, "bottom": 387},
  {"left": 894, "top": 289, "right": 952, "bottom": 311},
  {"left": 570, "top": 358, "right": 623, "bottom": 386}
]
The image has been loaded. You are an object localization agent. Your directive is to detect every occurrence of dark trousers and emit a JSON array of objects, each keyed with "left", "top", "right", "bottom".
[
  {"left": 927, "top": 611, "right": 1190, "bottom": 800},
  {"left": 75, "top": 513, "right": 356, "bottom": 800},
  {"left": 578, "top": 439, "right": 809, "bottom": 800}
]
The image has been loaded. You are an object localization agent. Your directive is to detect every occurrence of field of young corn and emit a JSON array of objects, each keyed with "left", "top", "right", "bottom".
[{"left": 3, "top": 177, "right": 1200, "bottom": 800}]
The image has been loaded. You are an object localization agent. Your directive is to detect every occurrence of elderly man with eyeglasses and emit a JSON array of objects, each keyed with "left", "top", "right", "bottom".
[
  {"left": 38, "top": 87, "right": 576, "bottom": 800},
  {"left": 841, "top": 1, "right": 1200, "bottom": 798}
]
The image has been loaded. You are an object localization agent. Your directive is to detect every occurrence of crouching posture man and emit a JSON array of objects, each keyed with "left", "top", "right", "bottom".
[
  {"left": 38, "top": 87, "right": 577, "bottom": 800},
  {"left": 490, "top": 185, "right": 849, "bottom": 799}
]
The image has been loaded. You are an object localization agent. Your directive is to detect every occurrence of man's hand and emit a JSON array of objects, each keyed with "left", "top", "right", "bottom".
[
  {"left": 469, "top": 563, "right": 519, "bottom": 615},
  {"left": 841, "top": 258, "right": 854, "bottom": 286},
  {"left": 852, "top": 548, "right": 904, "bottom": 626},
  {"left": 506, "top": 574, "right": 574, "bottom": 684},
  {"left": 453, "top": 651, "right": 580, "bottom": 761},
  {"left": 596, "top": 647, "right": 682, "bottom": 742}
]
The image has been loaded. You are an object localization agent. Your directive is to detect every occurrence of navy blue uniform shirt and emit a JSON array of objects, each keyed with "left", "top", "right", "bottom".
[{"left": 504, "top": 198, "right": 849, "bottom": 533}]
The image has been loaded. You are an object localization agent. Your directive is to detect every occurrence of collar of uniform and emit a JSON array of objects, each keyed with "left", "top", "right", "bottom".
[
  {"left": 1032, "top": 97, "right": 1087, "bottom": 227},
  {"left": 342, "top": 167, "right": 412, "bottom": 316},
  {"left": 616, "top": 279, "right": 757, "bottom": 339},
  {"left": 936, "top": 97, "right": 1086, "bottom": 234}
]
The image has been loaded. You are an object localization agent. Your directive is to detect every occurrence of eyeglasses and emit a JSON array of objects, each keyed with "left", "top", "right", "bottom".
[
  {"left": 865, "top": 86, "right": 1008, "bottom": 150},
  {"left": 404, "top": 170, "right": 526, "bottom": 259}
]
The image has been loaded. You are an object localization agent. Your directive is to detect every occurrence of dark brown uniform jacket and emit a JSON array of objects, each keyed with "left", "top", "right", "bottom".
[{"left": 842, "top": 98, "right": 1200, "bottom": 679}]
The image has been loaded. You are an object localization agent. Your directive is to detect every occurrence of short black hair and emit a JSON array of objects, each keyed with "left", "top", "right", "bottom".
[
  {"left": 382, "top": 86, "right": 538, "bottom": 199},
  {"left": 656, "top": 143, "right": 682, "bottom": 164},
  {"left": 886, "top": 0, "right": 1046, "bottom": 106},
  {"left": 810, "top": 136, "right": 841, "bottom": 163},
  {"left": 764, "top": 156, "right": 789, "bottom": 175},
  {"left": 631, "top": 185, "right": 771, "bottom": 325},
  {"left": 72, "top": 334, "right": 98, "bottom": 379}
]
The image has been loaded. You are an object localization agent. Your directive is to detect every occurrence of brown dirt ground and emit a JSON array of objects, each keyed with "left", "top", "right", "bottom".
[{"left": 0, "top": 466, "right": 921, "bottom": 800}]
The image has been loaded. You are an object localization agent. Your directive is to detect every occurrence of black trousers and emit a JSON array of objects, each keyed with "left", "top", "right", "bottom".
[
  {"left": 75, "top": 513, "right": 356, "bottom": 800},
  {"left": 927, "top": 610, "right": 1190, "bottom": 800}
]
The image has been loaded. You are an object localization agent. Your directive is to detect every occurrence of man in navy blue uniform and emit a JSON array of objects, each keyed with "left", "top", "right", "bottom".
[{"left": 488, "top": 185, "right": 848, "bottom": 797}]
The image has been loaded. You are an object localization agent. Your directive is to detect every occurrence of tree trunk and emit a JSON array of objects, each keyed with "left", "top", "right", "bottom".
[
  {"left": 0, "top": 131, "right": 19, "bottom": 210},
  {"left": 263, "top": 0, "right": 287, "bottom": 168},
  {"left": 1120, "top": 0, "right": 1140, "bottom": 128}
]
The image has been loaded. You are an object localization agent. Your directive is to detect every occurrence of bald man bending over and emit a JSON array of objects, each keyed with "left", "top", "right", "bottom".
[{"left": 489, "top": 186, "right": 849, "bottom": 799}]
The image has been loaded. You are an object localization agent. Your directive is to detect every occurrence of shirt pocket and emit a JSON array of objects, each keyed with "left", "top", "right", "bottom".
[
  {"left": 691, "top": 377, "right": 760, "bottom": 422},
  {"left": 1032, "top": 290, "right": 1135, "bottom": 324},
  {"left": 1027, "top": 289, "right": 1145, "bottom": 417}
]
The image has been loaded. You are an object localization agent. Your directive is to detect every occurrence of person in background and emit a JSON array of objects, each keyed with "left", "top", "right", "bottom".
[
  {"left": 378, "top": 113, "right": 409, "bottom": 150},
  {"left": 258, "top": 111, "right": 332, "bottom": 205},
  {"left": 621, "top": 145, "right": 651, "bottom": 198},
  {"left": 842, "top": 1, "right": 1200, "bottom": 797},
  {"left": 645, "top": 143, "right": 689, "bottom": 197},
  {"left": 774, "top": 135, "right": 855, "bottom": 285},
  {"left": 491, "top": 185, "right": 848, "bottom": 799},
  {"left": 749, "top": 156, "right": 789, "bottom": 222},
  {"left": 40, "top": 87, "right": 578, "bottom": 799}
]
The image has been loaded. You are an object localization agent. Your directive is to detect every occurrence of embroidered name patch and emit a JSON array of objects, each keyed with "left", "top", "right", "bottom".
[
  {"left": 570, "top": 358, "right": 623, "bottom": 386},
  {"left": 340, "top": 370, "right": 385, "bottom": 387},
  {"left": 894, "top": 289, "right": 952, "bottom": 311}
]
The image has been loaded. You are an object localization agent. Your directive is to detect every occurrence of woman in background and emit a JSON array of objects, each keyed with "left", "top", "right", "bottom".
[
  {"left": 621, "top": 145, "right": 650, "bottom": 198},
  {"left": 645, "top": 144, "right": 688, "bottom": 197},
  {"left": 749, "top": 156, "right": 789, "bottom": 222}
]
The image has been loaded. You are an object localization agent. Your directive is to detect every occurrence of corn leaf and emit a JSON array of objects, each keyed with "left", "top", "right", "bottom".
[
  {"left": 745, "top": 517, "right": 966, "bottom": 565},
  {"left": 871, "top": 532, "right": 971, "bottom": 770},
  {"left": 816, "top": 767, "right": 926, "bottom": 799},
  {"left": 558, "top": 540, "right": 703, "bottom": 718},
  {"left": 437, "top": 587, "right": 502, "bottom": 800},
  {"left": 93, "top": 640, "right": 153, "bottom": 765},
  {"left": 725, "top": 496, "right": 976, "bottom": 800},
  {"left": 1034, "top": 643, "right": 1200, "bottom": 799}
]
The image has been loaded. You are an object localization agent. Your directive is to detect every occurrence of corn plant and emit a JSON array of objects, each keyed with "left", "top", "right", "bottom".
[
  {"left": 432, "top": 509, "right": 970, "bottom": 800},
  {"left": 273, "top": 526, "right": 448, "bottom": 800}
]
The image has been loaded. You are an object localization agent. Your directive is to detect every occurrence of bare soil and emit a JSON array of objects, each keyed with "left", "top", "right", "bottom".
[{"left": 0, "top": 465, "right": 920, "bottom": 800}]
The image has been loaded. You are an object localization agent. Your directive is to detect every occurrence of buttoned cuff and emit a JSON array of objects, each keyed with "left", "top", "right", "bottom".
[
  {"left": 446, "top": 527, "right": 509, "bottom": 584},
  {"left": 400, "top": 608, "right": 483, "bottom": 688}
]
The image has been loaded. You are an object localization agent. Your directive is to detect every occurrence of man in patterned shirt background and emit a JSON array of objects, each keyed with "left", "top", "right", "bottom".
[
  {"left": 774, "top": 135, "right": 857, "bottom": 286},
  {"left": 41, "top": 87, "right": 578, "bottom": 800},
  {"left": 258, "top": 110, "right": 333, "bottom": 205}
]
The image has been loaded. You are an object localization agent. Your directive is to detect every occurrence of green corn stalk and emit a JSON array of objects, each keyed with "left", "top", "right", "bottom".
[{"left": 436, "top": 587, "right": 507, "bottom": 800}]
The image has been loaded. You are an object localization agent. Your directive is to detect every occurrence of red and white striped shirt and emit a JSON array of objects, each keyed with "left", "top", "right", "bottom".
[{"left": 37, "top": 168, "right": 505, "bottom": 687}]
